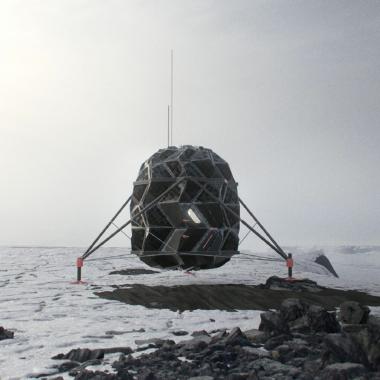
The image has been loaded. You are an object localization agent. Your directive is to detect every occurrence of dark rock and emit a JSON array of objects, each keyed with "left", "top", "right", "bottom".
[
  {"left": 32, "top": 371, "right": 59, "bottom": 379},
  {"left": 0, "top": 326, "right": 14, "bottom": 340},
  {"left": 288, "top": 316, "right": 310, "bottom": 333},
  {"left": 242, "top": 346, "right": 271, "bottom": 358},
  {"left": 341, "top": 324, "right": 367, "bottom": 334},
  {"left": 324, "top": 333, "right": 368, "bottom": 366},
  {"left": 161, "top": 340, "right": 176, "bottom": 351},
  {"left": 135, "top": 344, "right": 157, "bottom": 352},
  {"left": 137, "top": 371, "right": 157, "bottom": 380},
  {"left": 262, "top": 276, "right": 322, "bottom": 293},
  {"left": 367, "top": 315, "right": 380, "bottom": 370},
  {"left": 52, "top": 348, "right": 104, "bottom": 363},
  {"left": 321, "top": 362, "right": 366, "bottom": 379},
  {"left": 191, "top": 330, "right": 210, "bottom": 337},
  {"left": 307, "top": 305, "right": 340, "bottom": 333},
  {"left": 271, "top": 343, "right": 297, "bottom": 363},
  {"left": 74, "top": 369, "right": 117, "bottom": 380},
  {"left": 243, "top": 329, "right": 268, "bottom": 344},
  {"left": 226, "top": 374, "right": 249, "bottom": 380},
  {"left": 116, "top": 369, "right": 134, "bottom": 379},
  {"left": 339, "top": 301, "right": 370, "bottom": 324},
  {"left": 54, "top": 361, "right": 80, "bottom": 372},
  {"left": 68, "top": 360, "right": 103, "bottom": 377},
  {"left": 224, "top": 327, "right": 250, "bottom": 346},
  {"left": 250, "top": 358, "right": 300, "bottom": 376},
  {"left": 347, "top": 315, "right": 380, "bottom": 370},
  {"left": 280, "top": 298, "right": 308, "bottom": 322},
  {"left": 275, "top": 344, "right": 291, "bottom": 354},
  {"left": 177, "top": 335, "right": 211, "bottom": 354},
  {"left": 105, "top": 328, "right": 145, "bottom": 335},
  {"left": 263, "top": 334, "right": 290, "bottom": 350},
  {"left": 135, "top": 338, "right": 165, "bottom": 346},
  {"left": 286, "top": 340, "right": 310, "bottom": 358},
  {"left": 259, "top": 311, "right": 289, "bottom": 335},
  {"left": 111, "top": 354, "right": 129, "bottom": 371},
  {"left": 172, "top": 330, "right": 188, "bottom": 336},
  {"left": 103, "top": 347, "right": 133, "bottom": 355},
  {"left": 288, "top": 357, "right": 307, "bottom": 368},
  {"left": 303, "top": 358, "right": 323, "bottom": 374},
  {"left": 210, "top": 330, "right": 227, "bottom": 344}
]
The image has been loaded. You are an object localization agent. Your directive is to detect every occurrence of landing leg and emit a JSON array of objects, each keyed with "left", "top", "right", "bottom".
[
  {"left": 286, "top": 253, "right": 294, "bottom": 280},
  {"left": 72, "top": 257, "right": 86, "bottom": 284}
]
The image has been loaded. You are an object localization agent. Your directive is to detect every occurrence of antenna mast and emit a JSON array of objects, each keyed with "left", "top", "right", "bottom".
[
  {"left": 170, "top": 49, "right": 174, "bottom": 146},
  {"left": 167, "top": 105, "right": 170, "bottom": 147}
]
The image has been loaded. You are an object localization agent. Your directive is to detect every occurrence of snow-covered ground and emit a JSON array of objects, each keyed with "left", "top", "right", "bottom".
[{"left": 0, "top": 245, "right": 379, "bottom": 379}]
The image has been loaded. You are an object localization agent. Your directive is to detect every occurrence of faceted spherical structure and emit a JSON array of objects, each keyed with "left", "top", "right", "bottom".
[{"left": 130, "top": 145, "right": 240, "bottom": 270}]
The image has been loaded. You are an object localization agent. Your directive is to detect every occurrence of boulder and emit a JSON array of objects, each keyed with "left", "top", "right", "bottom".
[
  {"left": 250, "top": 358, "right": 300, "bottom": 377},
  {"left": 135, "top": 338, "right": 166, "bottom": 346},
  {"left": 0, "top": 326, "right": 14, "bottom": 340},
  {"left": 136, "top": 371, "right": 157, "bottom": 380},
  {"left": 321, "top": 362, "right": 366, "bottom": 379},
  {"left": 280, "top": 298, "right": 308, "bottom": 322},
  {"left": 262, "top": 276, "right": 322, "bottom": 292},
  {"left": 242, "top": 346, "right": 271, "bottom": 358},
  {"left": 243, "top": 328, "right": 268, "bottom": 344},
  {"left": 347, "top": 315, "right": 380, "bottom": 370},
  {"left": 225, "top": 374, "right": 250, "bottom": 380},
  {"left": 172, "top": 330, "right": 188, "bottom": 336},
  {"left": 54, "top": 361, "right": 80, "bottom": 372},
  {"left": 307, "top": 305, "right": 340, "bottom": 333},
  {"left": 286, "top": 340, "right": 310, "bottom": 358},
  {"left": 210, "top": 330, "right": 227, "bottom": 344},
  {"left": 117, "top": 369, "right": 134, "bottom": 379},
  {"left": 324, "top": 333, "right": 368, "bottom": 366},
  {"left": 224, "top": 327, "right": 251, "bottom": 346},
  {"left": 74, "top": 369, "right": 122, "bottom": 379},
  {"left": 68, "top": 359, "right": 103, "bottom": 377},
  {"left": 288, "top": 315, "right": 310, "bottom": 333},
  {"left": 259, "top": 311, "right": 289, "bottom": 335},
  {"left": 103, "top": 347, "right": 133, "bottom": 355},
  {"left": 178, "top": 336, "right": 210, "bottom": 352},
  {"left": 263, "top": 334, "right": 290, "bottom": 350},
  {"left": 52, "top": 348, "right": 104, "bottom": 363},
  {"left": 339, "top": 301, "right": 370, "bottom": 324},
  {"left": 367, "top": 315, "right": 380, "bottom": 370}
]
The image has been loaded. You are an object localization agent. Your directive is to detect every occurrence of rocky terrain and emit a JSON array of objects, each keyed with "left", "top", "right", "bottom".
[
  {"left": 96, "top": 276, "right": 380, "bottom": 311},
  {"left": 39, "top": 297, "right": 380, "bottom": 380}
]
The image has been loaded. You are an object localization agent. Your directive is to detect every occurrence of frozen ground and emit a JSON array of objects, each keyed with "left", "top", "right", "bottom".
[{"left": 0, "top": 245, "right": 380, "bottom": 379}]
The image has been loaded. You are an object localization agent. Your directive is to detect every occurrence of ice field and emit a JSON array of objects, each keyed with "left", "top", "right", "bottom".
[{"left": 0, "top": 245, "right": 380, "bottom": 379}]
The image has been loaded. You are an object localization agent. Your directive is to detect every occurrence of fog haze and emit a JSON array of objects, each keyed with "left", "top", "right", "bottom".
[{"left": 1, "top": 0, "right": 379, "bottom": 248}]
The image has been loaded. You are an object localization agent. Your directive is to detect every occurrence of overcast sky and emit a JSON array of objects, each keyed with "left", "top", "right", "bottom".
[{"left": 0, "top": 0, "right": 379, "bottom": 249}]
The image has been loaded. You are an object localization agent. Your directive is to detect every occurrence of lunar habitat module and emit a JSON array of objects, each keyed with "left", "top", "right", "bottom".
[
  {"left": 76, "top": 144, "right": 299, "bottom": 282},
  {"left": 74, "top": 144, "right": 340, "bottom": 282},
  {"left": 73, "top": 51, "right": 339, "bottom": 281},
  {"left": 130, "top": 145, "right": 240, "bottom": 270}
]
